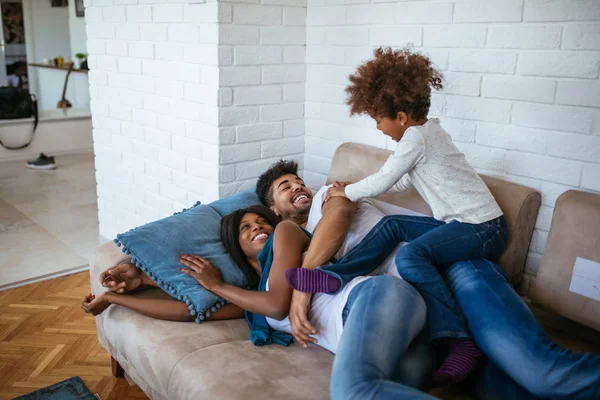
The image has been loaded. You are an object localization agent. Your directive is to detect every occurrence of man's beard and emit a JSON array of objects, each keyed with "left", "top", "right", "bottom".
[{"left": 287, "top": 203, "right": 311, "bottom": 225}]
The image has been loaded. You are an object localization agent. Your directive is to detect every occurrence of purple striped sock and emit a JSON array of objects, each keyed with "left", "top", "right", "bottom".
[
  {"left": 285, "top": 269, "right": 341, "bottom": 293},
  {"left": 431, "top": 338, "right": 483, "bottom": 387}
]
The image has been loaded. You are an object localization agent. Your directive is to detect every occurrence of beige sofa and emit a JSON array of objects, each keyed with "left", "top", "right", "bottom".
[{"left": 90, "top": 143, "right": 600, "bottom": 399}]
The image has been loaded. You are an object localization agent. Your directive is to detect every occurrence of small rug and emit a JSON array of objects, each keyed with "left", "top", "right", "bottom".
[{"left": 14, "top": 376, "right": 98, "bottom": 400}]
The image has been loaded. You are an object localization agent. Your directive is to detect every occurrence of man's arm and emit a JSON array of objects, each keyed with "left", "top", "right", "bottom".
[
  {"left": 300, "top": 195, "right": 357, "bottom": 270},
  {"left": 289, "top": 193, "right": 357, "bottom": 347}
]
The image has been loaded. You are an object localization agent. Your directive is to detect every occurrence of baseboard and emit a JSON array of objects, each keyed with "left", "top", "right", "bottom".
[
  {"left": 0, "top": 264, "right": 90, "bottom": 291},
  {"left": 0, "top": 147, "right": 94, "bottom": 162},
  {"left": 0, "top": 116, "right": 93, "bottom": 162}
]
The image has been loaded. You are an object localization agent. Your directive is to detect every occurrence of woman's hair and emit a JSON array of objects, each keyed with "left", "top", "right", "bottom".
[
  {"left": 220, "top": 205, "right": 281, "bottom": 287},
  {"left": 345, "top": 47, "right": 444, "bottom": 121}
]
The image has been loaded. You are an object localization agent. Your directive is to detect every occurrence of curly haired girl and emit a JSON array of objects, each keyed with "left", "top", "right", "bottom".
[{"left": 286, "top": 47, "right": 508, "bottom": 387}]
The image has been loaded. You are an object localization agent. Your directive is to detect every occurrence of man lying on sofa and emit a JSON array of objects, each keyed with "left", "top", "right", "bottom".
[{"left": 99, "top": 160, "right": 600, "bottom": 399}]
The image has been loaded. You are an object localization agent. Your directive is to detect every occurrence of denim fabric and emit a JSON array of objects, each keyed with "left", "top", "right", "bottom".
[
  {"left": 465, "top": 360, "right": 541, "bottom": 400},
  {"left": 320, "top": 214, "right": 507, "bottom": 340},
  {"left": 446, "top": 258, "right": 600, "bottom": 400},
  {"left": 331, "top": 275, "right": 435, "bottom": 400}
]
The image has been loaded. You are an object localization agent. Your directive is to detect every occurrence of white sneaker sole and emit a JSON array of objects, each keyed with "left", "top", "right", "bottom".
[{"left": 26, "top": 163, "right": 57, "bottom": 170}]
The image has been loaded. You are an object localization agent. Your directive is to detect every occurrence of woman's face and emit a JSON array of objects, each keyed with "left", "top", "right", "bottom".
[{"left": 238, "top": 212, "right": 275, "bottom": 260}]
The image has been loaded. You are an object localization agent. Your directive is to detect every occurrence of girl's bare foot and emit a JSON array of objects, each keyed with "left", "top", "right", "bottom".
[{"left": 81, "top": 293, "right": 111, "bottom": 316}]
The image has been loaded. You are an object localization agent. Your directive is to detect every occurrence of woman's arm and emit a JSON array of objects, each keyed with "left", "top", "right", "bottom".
[
  {"left": 82, "top": 292, "right": 244, "bottom": 322},
  {"left": 205, "top": 303, "right": 245, "bottom": 320},
  {"left": 82, "top": 292, "right": 195, "bottom": 321},
  {"left": 105, "top": 292, "right": 195, "bottom": 321},
  {"left": 180, "top": 221, "right": 310, "bottom": 320}
]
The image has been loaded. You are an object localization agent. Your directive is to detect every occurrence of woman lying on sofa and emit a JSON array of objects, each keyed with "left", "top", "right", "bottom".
[
  {"left": 83, "top": 204, "right": 437, "bottom": 399},
  {"left": 83, "top": 205, "right": 600, "bottom": 400}
]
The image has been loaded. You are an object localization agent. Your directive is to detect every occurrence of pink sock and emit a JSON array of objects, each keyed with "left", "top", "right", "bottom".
[
  {"left": 431, "top": 338, "right": 483, "bottom": 387},
  {"left": 285, "top": 269, "right": 341, "bottom": 293}
]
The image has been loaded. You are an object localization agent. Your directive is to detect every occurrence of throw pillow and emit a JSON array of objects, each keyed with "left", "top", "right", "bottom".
[{"left": 114, "top": 189, "right": 261, "bottom": 323}]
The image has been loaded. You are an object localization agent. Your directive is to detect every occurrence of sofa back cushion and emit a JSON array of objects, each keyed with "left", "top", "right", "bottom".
[
  {"left": 327, "top": 142, "right": 541, "bottom": 284},
  {"left": 114, "top": 190, "right": 261, "bottom": 323},
  {"left": 531, "top": 190, "right": 600, "bottom": 332}
]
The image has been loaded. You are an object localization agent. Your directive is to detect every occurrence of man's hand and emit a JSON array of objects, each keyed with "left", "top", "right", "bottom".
[
  {"left": 325, "top": 185, "right": 349, "bottom": 203},
  {"left": 289, "top": 290, "right": 318, "bottom": 348},
  {"left": 99, "top": 263, "right": 144, "bottom": 294}
]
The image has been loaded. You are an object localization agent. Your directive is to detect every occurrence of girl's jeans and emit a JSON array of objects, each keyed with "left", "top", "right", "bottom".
[{"left": 320, "top": 214, "right": 508, "bottom": 341}]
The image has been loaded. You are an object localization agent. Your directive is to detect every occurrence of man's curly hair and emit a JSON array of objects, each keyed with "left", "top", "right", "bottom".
[
  {"left": 346, "top": 47, "right": 444, "bottom": 120},
  {"left": 256, "top": 160, "right": 299, "bottom": 207}
]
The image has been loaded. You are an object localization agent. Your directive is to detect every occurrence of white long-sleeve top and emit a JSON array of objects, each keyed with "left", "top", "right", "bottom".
[{"left": 344, "top": 118, "right": 503, "bottom": 224}]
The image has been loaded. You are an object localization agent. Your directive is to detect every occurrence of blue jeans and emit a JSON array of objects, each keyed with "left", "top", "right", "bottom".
[
  {"left": 392, "top": 340, "right": 542, "bottom": 400},
  {"left": 389, "top": 259, "right": 600, "bottom": 400},
  {"left": 330, "top": 275, "right": 436, "bottom": 400},
  {"left": 320, "top": 214, "right": 508, "bottom": 341},
  {"left": 445, "top": 258, "right": 600, "bottom": 400}
]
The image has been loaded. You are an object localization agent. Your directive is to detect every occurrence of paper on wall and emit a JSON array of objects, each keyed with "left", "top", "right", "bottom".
[{"left": 569, "top": 257, "right": 600, "bottom": 302}]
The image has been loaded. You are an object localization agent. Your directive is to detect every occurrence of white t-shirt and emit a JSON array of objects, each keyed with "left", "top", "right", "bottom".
[
  {"left": 266, "top": 186, "right": 423, "bottom": 353},
  {"left": 344, "top": 118, "right": 503, "bottom": 224}
]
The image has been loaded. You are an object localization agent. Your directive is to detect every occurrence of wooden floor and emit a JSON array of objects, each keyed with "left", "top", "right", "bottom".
[{"left": 0, "top": 272, "right": 148, "bottom": 400}]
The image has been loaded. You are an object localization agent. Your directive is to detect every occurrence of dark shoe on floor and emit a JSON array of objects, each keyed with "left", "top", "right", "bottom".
[{"left": 26, "top": 153, "right": 56, "bottom": 170}]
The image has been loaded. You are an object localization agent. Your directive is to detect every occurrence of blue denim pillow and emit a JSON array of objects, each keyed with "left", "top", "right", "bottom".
[{"left": 114, "top": 189, "right": 261, "bottom": 323}]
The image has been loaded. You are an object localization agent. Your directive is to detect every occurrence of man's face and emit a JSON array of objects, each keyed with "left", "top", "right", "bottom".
[{"left": 269, "top": 173, "right": 313, "bottom": 222}]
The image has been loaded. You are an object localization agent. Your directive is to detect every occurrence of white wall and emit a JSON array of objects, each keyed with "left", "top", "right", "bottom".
[
  {"left": 68, "top": 0, "right": 90, "bottom": 110},
  {"left": 86, "top": 0, "right": 222, "bottom": 238},
  {"left": 22, "top": 0, "right": 89, "bottom": 110},
  {"left": 217, "top": 0, "right": 306, "bottom": 198},
  {"left": 303, "top": 0, "right": 600, "bottom": 289},
  {"left": 87, "top": 0, "right": 600, "bottom": 290},
  {"left": 69, "top": 0, "right": 87, "bottom": 58},
  {"left": 23, "top": 1, "right": 73, "bottom": 110}
]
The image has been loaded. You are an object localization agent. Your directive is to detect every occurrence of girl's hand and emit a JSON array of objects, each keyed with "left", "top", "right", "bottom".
[
  {"left": 325, "top": 185, "right": 348, "bottom": 203},
  {"left": 331, "top": 180, "right": 352, "bottom": 188},
  {"left": 180, "top": 255, "right": 224, "bottom": 292}
]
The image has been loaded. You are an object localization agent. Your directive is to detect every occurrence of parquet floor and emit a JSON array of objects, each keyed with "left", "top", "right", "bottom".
[{"left": 0, "top": 272, "right": 148, "bottom": 400}]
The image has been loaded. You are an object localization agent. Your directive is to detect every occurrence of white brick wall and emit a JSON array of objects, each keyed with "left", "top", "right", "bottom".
[
  {"left": 87, "top": 1, "right": 221, "bottom": 238},
  {"left": 89, "top": 0, "right": 305, "bottom": 238},
  {"left": 304, "top": 0, "right": 600, "bottom": 292},
  {"left": 88, "top": 0, "right": 599, "bottom": 294},
  {"left": 218, "top": 0, "right": 306, "bottom": 197}
]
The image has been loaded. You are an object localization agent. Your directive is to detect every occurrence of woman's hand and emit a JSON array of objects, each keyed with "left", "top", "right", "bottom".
[
  {"left": 180, "top": 255, "right": 224, "bottom": 292},
  {"left": 325, "top": 185, "right": 349, "bottom": 203},
  {"left": 81, "top": 292, "right": 111, "bottom": 316}
]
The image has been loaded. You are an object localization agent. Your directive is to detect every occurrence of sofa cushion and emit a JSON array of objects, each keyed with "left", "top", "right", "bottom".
[
  {"left": 531, "top": 190, "right": 600, "bottom": 332},
  {"left": 326, "top": 142, "right": 540, "bottom": 284},
  {"left": 113, "top": 189, "right": 261, "bottom": 323}
]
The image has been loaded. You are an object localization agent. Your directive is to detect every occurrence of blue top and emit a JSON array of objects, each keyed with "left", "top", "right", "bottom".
[{"left": 244, "top": 228, "right": 313, "bottom": 346}]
